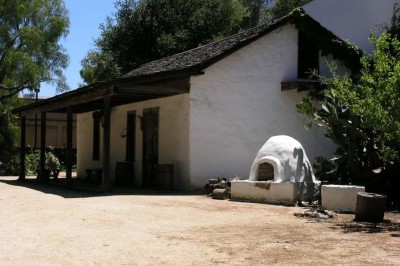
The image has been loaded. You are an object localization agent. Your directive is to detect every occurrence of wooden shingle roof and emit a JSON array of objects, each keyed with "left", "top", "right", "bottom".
[
  {"left": 123, "top": 12, "right": 295, "bottom": 79},
  {"left": 121, "top": 8, "right": 361, "bottom": 81}
]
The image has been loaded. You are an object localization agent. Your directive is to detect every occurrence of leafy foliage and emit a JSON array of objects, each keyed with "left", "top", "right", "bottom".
[
  {"left": 384, "top": 3, "right": 400, "bottom": 39},
  {"left": 262, "top": 0, "right": 310, "bottom": 21},
  {"left": 0, "top": 155, "right": 20, "bottom": 176},
  {"left": 79, "top": 50, "right": 121, "bottom": 85},
  {"left": 25, "top": 149, "right": 40, "bottom": 175},
  {"left": 297, "top": 32, "right": 400, "bottom": 206},
  {"left": 80, "top": 0, "right": 250, "bottom": 84},
  {"left": 45, "top": 150, "right": 61, "bottom": 171},
  {"left": 0, "top": 97, "right": 21, "bottom": 170},
  {"left": 332, "top": 34, "right": 400, "bottom": 162},
  {"left": 0, "top": 0, "right": 70, "bottom": 100},
  {"left": 240, "top": 0, "right": 264, "bottom": 28},
  {"left": 297, "top": 89, "right": 380, "bottom": 185},
  {"left": 24, "top": 148, "right": 60, "bottom": 175},
  {"left": 0, "top": 147, "right": 61, "bottom": 176}
]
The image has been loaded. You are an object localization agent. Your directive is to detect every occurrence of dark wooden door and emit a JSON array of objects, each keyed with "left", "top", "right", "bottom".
[
  {"left": 142, "top": 107, "right": 159, "bottom": 187},
  {"left": 126, "top": 111, "right": 136, "bottom": 162}
]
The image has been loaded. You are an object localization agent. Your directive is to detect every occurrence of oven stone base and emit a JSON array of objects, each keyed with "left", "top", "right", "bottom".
[{"left": 231, "top": 180, "right": 319, "bottom": 205}]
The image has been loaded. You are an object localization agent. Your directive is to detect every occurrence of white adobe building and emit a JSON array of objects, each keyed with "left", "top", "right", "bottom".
[{"left": 14, "top": 4, "right": 392, "bottom": 191}]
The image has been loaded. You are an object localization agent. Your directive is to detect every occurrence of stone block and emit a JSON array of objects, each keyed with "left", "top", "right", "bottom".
[{"left": 321, "top": 185, "right": 365, "bottom": 213}]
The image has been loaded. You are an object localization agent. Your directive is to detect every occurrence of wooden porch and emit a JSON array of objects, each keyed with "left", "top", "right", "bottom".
[{"left": 13, "top": 75, "right": 190, "bottom": 191}]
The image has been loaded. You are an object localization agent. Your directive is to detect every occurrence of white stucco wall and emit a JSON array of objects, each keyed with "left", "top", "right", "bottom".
[
  {"left": 189, "top": 24, "right": 336, "bottom": 188},
  {"left": 304, "top": 0, "right": 399, "bottom": 53},
  {"left": 76, "top": 94, "right": 190, "bottom": 189}
]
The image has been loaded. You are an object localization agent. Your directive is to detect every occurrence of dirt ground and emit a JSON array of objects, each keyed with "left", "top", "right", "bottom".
[{"left": 0, "top": 176, "right": 399, "bottom": 265}]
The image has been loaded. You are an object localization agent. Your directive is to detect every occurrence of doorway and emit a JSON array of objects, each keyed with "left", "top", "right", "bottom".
[{"left": 142, "top": 107, "right": 159, "bottom": 187}]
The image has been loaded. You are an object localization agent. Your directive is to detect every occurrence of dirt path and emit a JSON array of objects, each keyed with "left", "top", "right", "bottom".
[{"left": 0, "top": 176, "right": 399, "bottom": 265}]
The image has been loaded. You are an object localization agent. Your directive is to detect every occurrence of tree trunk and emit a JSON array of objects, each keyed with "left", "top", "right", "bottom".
[{"left": 355, "top": 192, "right": 386, "bottom": 222}]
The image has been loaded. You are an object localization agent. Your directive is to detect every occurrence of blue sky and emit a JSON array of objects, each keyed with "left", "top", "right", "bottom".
[{"left": 39, "top": 0, "right": 116, "bottom": 97}]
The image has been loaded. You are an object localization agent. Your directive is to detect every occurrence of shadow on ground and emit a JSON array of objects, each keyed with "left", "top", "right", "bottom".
[
  {"left": 0, "top": 178, "right": 103, "bottom": 199},
  {"left": 0, "top": 177, "right": 204, "bottom": 199},
  {"left": 331, "top": 218, "right": 400, "bottom": 237}
]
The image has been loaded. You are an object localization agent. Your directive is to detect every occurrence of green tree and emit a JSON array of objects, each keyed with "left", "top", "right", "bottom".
[
  {"left": 262, "top": 0, "right": 310, "bottom": 21},
  {"left": 79, "top": 50, "right": 121, "bottom": 85},
  {"left": 0, "top": 97, "right": 21, "bottom": 173},
  {"left": 80, "top": 0, "right": 249, "bottom": 84},
  {"left": 296, "top": 5, "right": 400, "bottom": 206},
  {"left": 240, "top": 0, "right": 264, "bottom": 28},
  {"left": 297, "top": 33, "right": 400, "bottom": 205},
  {"left": 331, "top": 34, "right": 400, "bottom": 161},
  {"left": 0, "top": 0, "right": 70, "bottom": 101},
  {"left": 385, "top": 3, "right": 400, "bottom": 39}
]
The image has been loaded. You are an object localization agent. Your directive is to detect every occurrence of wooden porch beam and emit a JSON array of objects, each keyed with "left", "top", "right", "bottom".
[
  {"left": 101, "top": 96, "right": 111, "bottom": 191},
  {"left": 39, "top": 112, "right": 46, "bottom": 181},
  {"left": 18, "top": 116, "right": 26, "bottom": 180},
  {"left": 66, "top": 106, "right": 73, "bottom": 185}
]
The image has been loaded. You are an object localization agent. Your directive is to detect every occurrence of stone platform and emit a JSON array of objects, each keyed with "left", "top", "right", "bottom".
[{"left": 231, "top": 180, "right": 317, "bottom": 205}]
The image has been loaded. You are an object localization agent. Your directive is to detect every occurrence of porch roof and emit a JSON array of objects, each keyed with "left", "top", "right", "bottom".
[{"left": 13, "top": 75, "right": 191, "bottom": 116}]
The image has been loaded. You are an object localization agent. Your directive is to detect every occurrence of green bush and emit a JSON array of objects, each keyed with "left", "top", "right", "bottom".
[
  {"left": 26, "top": 150, "right": 40, "bottom": 175},
  {"left": 25, "top": 149, "right": 60, "bottom": 175},
  {"left": 0, "top": 148, "right": 61, "bottom": 176},
  {"left": 0, "top": 155, "right": 20, "bottom": 176},
  {"left": 45, "top": 152, "right": 61, "bottom": 171}
]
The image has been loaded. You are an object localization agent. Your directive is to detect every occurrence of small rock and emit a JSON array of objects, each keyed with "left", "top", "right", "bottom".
[
  {"left": 323, "top": 210, "right": 336, "bottom": 218},
  {"left": 318, "top": 213, "right": 329, "bottom": 219},
  {"left": 294, "top": 211, "right": 305, "bottom": 217},
  {"left": 309, "top": 211, "right": 318, "bottom": 218},
  {"left": 295, "top": 209, "right": 335, "bottom": 220}
]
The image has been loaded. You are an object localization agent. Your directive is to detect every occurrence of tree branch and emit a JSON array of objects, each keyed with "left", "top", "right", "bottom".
[
  {"left": 0, "top": 80, "right": 31, "bottom": 91},
  {"left": 0, "top": 79, "right": 42, "bottom": 102}
]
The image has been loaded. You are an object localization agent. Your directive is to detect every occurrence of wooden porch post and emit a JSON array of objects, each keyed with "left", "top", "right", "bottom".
[
  {"left": 66, "top": 107, "right": 73, "bottom": 185},
  {"left": 39, "top": 112, "right": 46, "bottom": 181},
  {"left": 102, "top": 96, "right": 111, "bottom": 191},
  {"left": 19, "top": 116, "right": 26, "bottom": 180}
]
